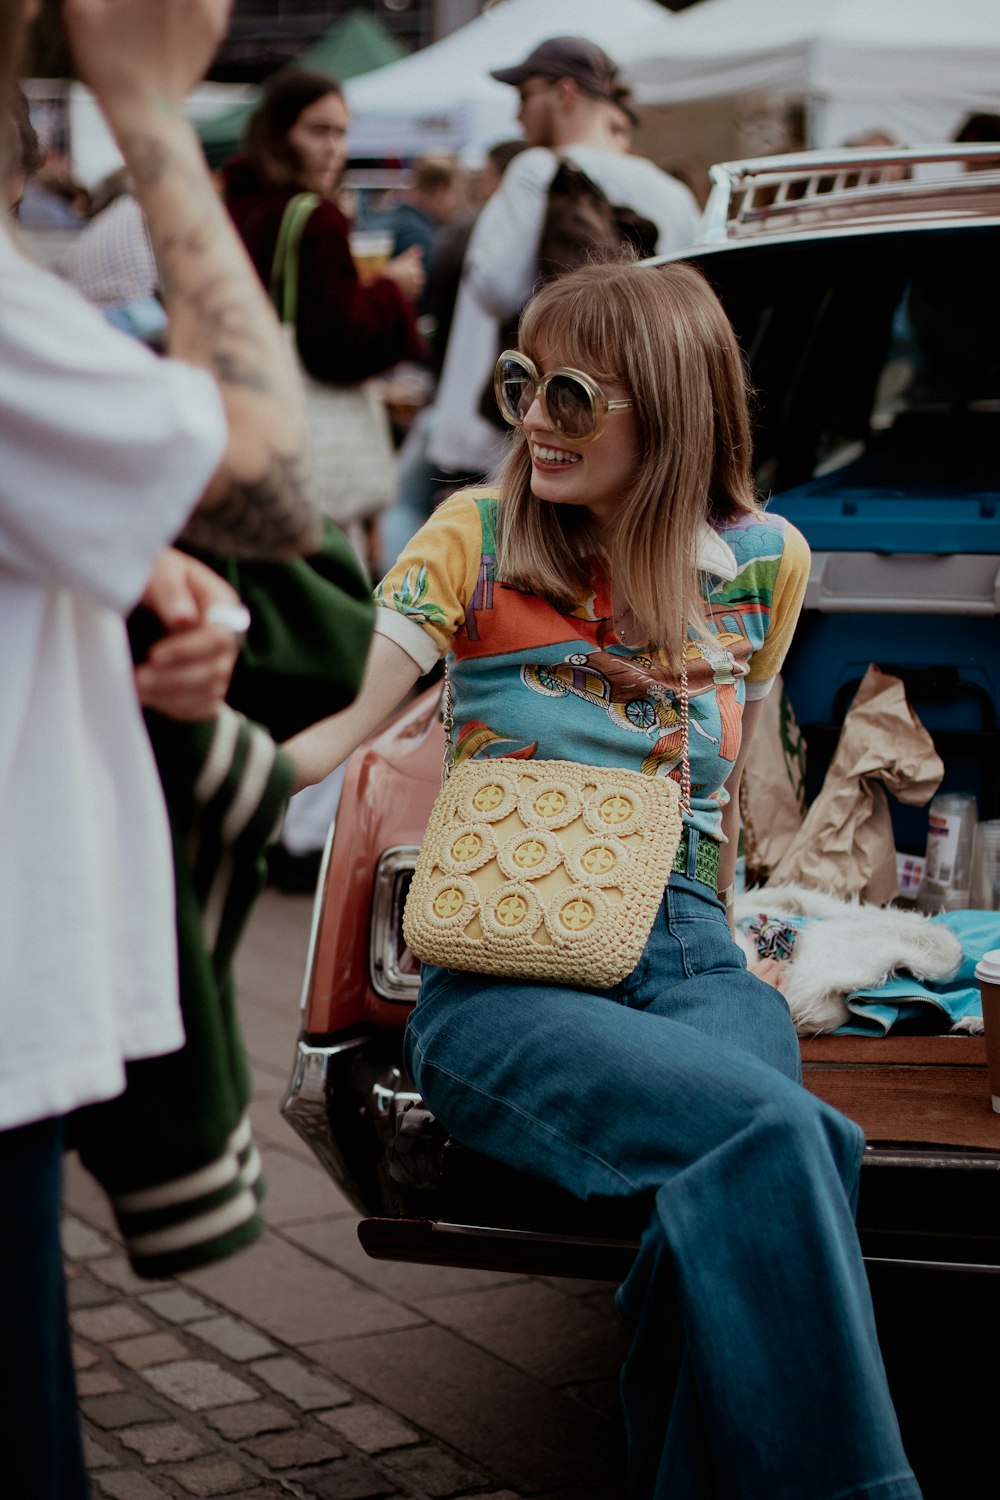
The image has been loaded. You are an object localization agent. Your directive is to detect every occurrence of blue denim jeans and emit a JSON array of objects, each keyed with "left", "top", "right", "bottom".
[{"left": 404, "top": 866, "right": 922, "bottom": 1500}]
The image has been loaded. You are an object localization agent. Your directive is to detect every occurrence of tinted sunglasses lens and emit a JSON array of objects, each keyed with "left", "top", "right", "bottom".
[
  {"left": 545, "top": 372, "right": 595, "bottom": 438},
  {"left": 497, "top": 359, "right": 534, "bottom": 424}
]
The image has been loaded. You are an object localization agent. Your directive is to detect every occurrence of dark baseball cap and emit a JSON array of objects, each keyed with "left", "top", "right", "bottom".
[{"left": 491, "top": 36, "right": 622, "bottom": 104}]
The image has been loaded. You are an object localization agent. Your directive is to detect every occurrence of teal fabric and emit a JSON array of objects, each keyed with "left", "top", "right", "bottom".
[{"left": 840, "top": 909, "right": 1000, "bottom": 1035}]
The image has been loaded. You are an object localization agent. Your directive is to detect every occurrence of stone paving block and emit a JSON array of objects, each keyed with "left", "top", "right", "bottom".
[
  {"left": 213, "top": 1493, "right": 287, "bottom": 1500},
  {"left": 140, "top": 1289, "right": 217, "bottom": 1324},
  {"left": 64, "top": 1154, "right": 122, "bottom": 1235},
  {"left": 143, "top": 1359, "right": 258, "bottom": 1412},
  {"left": 187, "top": 1315, "right": 277, "bottom": 1363},
  {"left": 307, "top": 1325, "right": 619, "bottom": 1496},
  {"left": 379, "top": 1443, "right": 487, "bottom": 1497},
  {"left": 317, "top": 1404, "right": 422, "bottom": 1454},
  {"left": 74, "top": 1340, "right": 101, "bottom": 1370},
  {"left": 247, "top": 1095, "right": 315, "bottom": 1165},
  {"left": 243, "top": 1430, "right": 344, "bottom": 1469},
  {"left": 257, "top": 1146, "right": 356, "bottom": 1224},
  {"left": 78, "top": 1369, "right": 126, "bottom": 1396},
  {"left": 118, "top": 1421, "right": 209, "bottom": 1465},
  {"left": 83, "top": 1393, "right": 165, "bottom": 1430},
  {"left": 72, "top": 1304, "right": 156, "bottom": 1344},
  {"left": 63, "top": 1214, "right": 115, "bottom": 1260},
  {"left": 95, "top": 1471, "right": 170, "bottom": 1498},
  {"left": 111, "top": 1332, "right": 189, "bottom": 1370},
  {"left": 82, "top": 1432, "right": 117, "bottom": 1470},
  {"left": 417, "top": 1281, "right": 628, "bottom": 1385},
  {"left": 166, "top": 1458, "right": 254, "bottom": 1495},
  {"left": 204, "top": 1402, "right": 296, "bottom": 1441},
  {"left": 453, "top": 1493, "right": 522, "bottom": 1500},
  {"left": 290, "top": 1458, "right": 398, "bottom": 1499},
  {"left": 67, "top": 1273, "right": 117, "bottom": 1308},
  {"left": 248, "top": 1356, "right": 352, "bottom": 1411},
  {"left": 284, "top": 1218, "right": 522, "bottom": 1304},
  {"left": 90, "top": 1256, "right": 173, "bottom": 1295},
  {"left": 182, "top": 1232, "right": 424, "bottom": 1344}
]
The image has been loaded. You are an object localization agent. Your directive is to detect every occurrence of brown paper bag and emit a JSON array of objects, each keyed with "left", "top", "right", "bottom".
[
  {"left": 740, "top": 676, "right": 807, "bottom": 885},
  {"left": 765, "top": 665, "right": 943, "bottom": 904}
]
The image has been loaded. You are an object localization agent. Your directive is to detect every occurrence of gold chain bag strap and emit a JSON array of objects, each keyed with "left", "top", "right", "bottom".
[{"left": 403, "top": 667, "right": 688, "bottom": 989}]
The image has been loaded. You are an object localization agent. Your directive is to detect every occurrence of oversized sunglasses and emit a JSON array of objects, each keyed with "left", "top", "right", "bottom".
[{"left": 493, "top": 350, "right": 634, "bottom": 442}]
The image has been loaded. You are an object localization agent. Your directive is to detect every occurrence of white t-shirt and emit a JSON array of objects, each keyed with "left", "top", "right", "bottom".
[
  {"left": 427, "top": 145, "right": 701, "bottom": 475},
  {"left": 0, "top": 229, "right": 227, "bottom": 1131}
]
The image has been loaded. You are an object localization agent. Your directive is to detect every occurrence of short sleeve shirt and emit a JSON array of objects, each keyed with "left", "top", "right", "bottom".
[
  {"left": 374, "top": 490, "right": 809, "bottom": 841},
  {"left": 0, "top": 229, "right": 227, "bottom": 1131}
]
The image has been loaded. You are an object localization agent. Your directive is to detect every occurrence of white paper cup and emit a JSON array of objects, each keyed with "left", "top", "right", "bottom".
[{"left": 974, "top": 948, "right": 1000, "bottom": 1113}]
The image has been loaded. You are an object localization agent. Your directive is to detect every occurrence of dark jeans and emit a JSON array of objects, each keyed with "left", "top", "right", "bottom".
[
  {"left": 0, "top": 1116, "right": 89, "bottom": 1499},
  {"left": 404, "top": 867, "right": 922, "bottom": 1500}
]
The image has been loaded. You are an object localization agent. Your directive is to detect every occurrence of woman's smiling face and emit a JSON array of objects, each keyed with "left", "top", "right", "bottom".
[{"left": 521, "top": 344, "right": 641, "bottom": 524}]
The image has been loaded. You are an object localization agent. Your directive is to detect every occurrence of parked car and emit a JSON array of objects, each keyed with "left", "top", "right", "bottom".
[{"left": 283, "top": 146, "right": 1000, "bottom": 1498}]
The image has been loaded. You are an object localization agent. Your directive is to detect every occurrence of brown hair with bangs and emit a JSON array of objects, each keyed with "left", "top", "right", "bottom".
[{"left": 493, "top": 260, "right": 759, "bottom": 661}]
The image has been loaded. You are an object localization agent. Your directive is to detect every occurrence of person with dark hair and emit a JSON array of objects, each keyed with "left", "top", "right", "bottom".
[
  {"left": 386, "top": 153, "right": 464, "bottom": 276},
  {"left": 223, "top": 68, "right": 425, "bottom": 386}
]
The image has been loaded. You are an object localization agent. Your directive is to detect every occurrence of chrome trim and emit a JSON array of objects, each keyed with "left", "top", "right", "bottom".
[
  {"left": 280, "top": 1037, "right": 367, "bottom": 1189},
  {"left": 369, "top": 845, "right": 422, "bottom": 1003},
  {"left": 862, "top": 1148, "right": 1000, "bottom": 1171},
  {"left": 298, "top": 817, "right": 337, "bottom": 1014},
  {"left": 862, "top": 1255, "right": 1000, "bottom": 1276},
  {"left": 701, "top": 145, "right": 1000, "bottom": 243}
]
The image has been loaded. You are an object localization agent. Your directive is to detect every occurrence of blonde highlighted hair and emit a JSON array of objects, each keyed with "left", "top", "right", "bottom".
[{"left": 493, "top": 261, "right": 759, "bottom": 658}]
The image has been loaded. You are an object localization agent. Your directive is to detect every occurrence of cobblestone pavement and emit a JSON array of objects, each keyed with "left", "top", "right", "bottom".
[{"left": 65, "top": 888, "right": 628, "bottom": 1500}]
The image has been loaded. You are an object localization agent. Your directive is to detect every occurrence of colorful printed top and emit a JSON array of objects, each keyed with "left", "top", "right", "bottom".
[{"left": 374, "top": 490, "right": 810, "bottom": 841}]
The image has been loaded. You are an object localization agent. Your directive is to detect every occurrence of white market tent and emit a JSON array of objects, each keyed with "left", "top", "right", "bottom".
[
  {"left": 343, "top": 0, "right": 674, "bottom": 160},
  {"left": 618, "top": 0, "right": 1000, "bottom": 150}
]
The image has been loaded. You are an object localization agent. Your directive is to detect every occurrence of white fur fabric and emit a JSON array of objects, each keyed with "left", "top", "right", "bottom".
[{"left": 733, "top": 883, "right": 963, "bottom": 1036}]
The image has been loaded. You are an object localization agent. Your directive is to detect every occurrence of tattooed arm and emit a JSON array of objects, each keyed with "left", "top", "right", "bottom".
[{"left": 62, "top": 0, "right": 320, "bottom": 560}]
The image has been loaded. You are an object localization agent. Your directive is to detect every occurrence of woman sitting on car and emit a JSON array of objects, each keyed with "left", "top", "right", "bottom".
[{"left": 285, "top": 260, "right": 922, "bottom": 1500}]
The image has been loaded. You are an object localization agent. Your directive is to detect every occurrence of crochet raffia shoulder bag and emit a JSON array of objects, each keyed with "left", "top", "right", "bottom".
[{"left": 402, "top": 665, "right": 688, "bottom": 988}]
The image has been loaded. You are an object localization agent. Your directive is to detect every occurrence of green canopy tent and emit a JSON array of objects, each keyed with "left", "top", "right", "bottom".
[{"left": 198, "top": 9, "right": 405, "bottom": 169}]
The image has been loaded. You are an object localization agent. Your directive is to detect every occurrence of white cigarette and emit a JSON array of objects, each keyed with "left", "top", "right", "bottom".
[{"left": 206, "top": 602, "right": 252, "bottom": 635}]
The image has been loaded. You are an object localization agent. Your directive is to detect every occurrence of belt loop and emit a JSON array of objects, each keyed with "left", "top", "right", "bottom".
[{"left": 684, "top": 825, "right": 700, "bottom": 881}]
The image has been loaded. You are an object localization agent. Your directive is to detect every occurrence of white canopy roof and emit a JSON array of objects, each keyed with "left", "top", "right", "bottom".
[
  {"left": 344, "top": 0, "right": 673, "bottom": 160},
  {"left": 618, "top": 0, "right": 1000, "bottom": 148}
]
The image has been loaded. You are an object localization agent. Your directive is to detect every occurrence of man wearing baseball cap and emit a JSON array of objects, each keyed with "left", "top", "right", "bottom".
[{"left": 425, "top": 36, "right": 700, "bottom": 484}]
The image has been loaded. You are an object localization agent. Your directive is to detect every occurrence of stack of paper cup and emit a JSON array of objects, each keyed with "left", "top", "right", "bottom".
[{"left": 973, "top": 949, "right": 1000, "bottom": 1113}]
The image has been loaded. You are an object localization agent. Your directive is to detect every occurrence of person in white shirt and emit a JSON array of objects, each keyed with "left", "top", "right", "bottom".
[
  {"left": 0, "top": 3, "right": 321, "bottom": 1495},
  {"left": 426, "top": 35, "right": 701, "bottom": 483}
]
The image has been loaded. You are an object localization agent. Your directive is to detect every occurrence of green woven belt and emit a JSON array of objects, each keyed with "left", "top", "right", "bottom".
[{"left": 671, "top": 828, "right": 721, "bottom": 890}]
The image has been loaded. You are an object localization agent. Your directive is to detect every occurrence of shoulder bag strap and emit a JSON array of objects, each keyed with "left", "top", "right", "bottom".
[{"left": 268, "top": 191, "right": 321, "bottom": 326}]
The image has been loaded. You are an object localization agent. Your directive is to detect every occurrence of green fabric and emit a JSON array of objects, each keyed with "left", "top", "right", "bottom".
[
  {"left": 72, "top": 713, "right": 294, "bottom": 1275},
  {"left": 190, "top": 517, "right": 374, "bottom": 744},
  {"left": 269, "top": 192, "right": 320, "bottom": 327},
  {"left": 196, "top": 10, "right": 404, "bottom": 169},
  {"left": 672, "top": 828, "right": 721, "bottom": 890}
]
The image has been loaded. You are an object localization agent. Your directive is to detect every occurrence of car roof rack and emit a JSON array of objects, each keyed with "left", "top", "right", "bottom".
[{"left": 701, "top": 145, "right": 1000, "bottom": 243}]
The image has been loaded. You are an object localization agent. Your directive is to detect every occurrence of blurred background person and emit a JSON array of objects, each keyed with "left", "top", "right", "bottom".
[
  {"left": 386, "top": 152, "right": 464, "bottom": 297},
  {"left": 424, "top": 37, "right": 700, "bottom": 503},
  {"left": 67, "top": 167, "right": 166, "bottom": 346},
  {"left": 377, "top": 138, "right": 529, "bottom": 574},
  {"left": 222, "top": 69, "right": 426, "bottom": 568},
  {"left": 222, "top": 69, "right": 425, "bottom": 388}
]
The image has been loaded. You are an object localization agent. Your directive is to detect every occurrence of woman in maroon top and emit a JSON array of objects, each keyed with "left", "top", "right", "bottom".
[{"left": 223, "top": 70, "right": 425, "bottom": 384}]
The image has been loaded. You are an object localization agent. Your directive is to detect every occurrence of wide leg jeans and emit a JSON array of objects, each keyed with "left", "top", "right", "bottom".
[{"left": 404, "top": 871, "right": 922, "bottom": 1500}]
